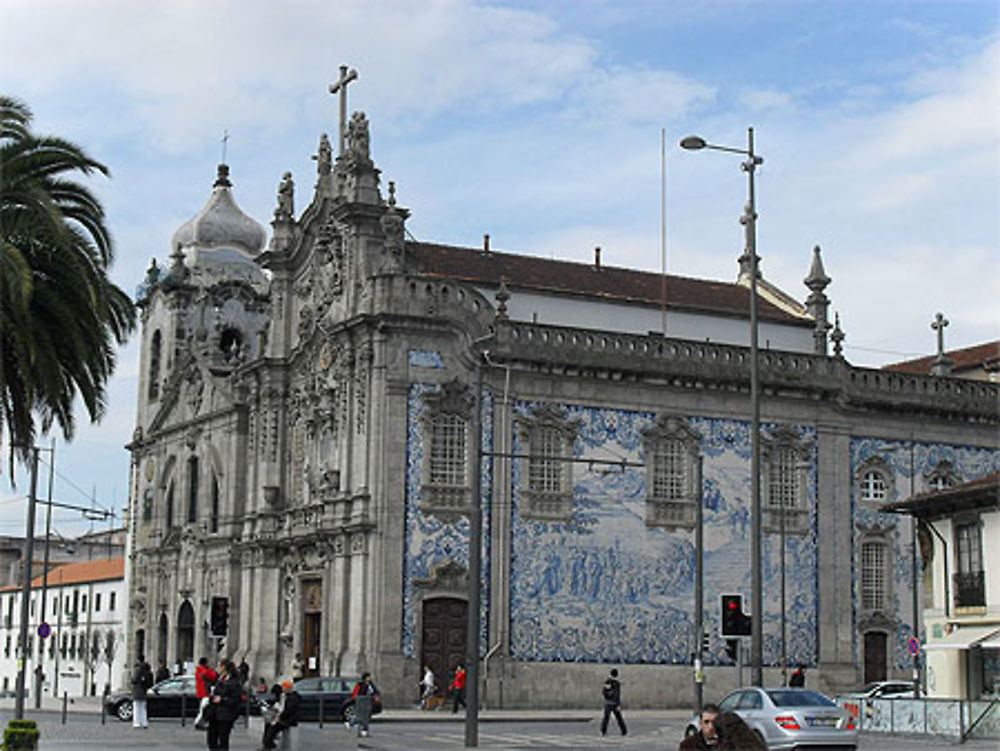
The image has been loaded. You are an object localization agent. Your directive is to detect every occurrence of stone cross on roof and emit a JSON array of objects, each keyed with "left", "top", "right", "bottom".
[
  {"left": 930, "top": 311, "right": 953, "bottom": 376},
  {"left": 328, "top": 65, "right": 359, "bottom": 158}
]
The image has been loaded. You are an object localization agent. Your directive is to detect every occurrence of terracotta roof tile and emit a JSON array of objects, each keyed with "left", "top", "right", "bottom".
[
  {"left": 407, "top": 242, "right": 811, "bottom": 326},
  {"left": 0, "top": 557, "right": 124, "bottom": 592},
  {"left": 882, "top": 340, "right": 1000, "bottom": 375}
]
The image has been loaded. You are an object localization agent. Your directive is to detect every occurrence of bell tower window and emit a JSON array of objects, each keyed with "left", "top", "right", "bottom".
[{"left": 148, "top": 330, "right": 161, "bottom": 400}]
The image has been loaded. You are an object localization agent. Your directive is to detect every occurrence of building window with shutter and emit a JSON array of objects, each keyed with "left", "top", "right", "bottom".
[
  {"left": 955, "top": 519, "right": 984, "bottom": 608},
  {"left": 861, "top": 541, "right": 888, "bottom": 611}
]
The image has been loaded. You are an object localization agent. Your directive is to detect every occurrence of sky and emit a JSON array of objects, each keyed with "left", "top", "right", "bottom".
[{"left": 1, "top": 0, "right": 998, "bottom": 539}]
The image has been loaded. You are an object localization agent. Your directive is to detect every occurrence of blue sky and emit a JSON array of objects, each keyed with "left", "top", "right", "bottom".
[{"left": 1, "top": 0, "right": 998, "bottom": 537}]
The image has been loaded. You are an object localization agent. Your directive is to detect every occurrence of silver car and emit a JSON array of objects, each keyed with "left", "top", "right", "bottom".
[{"left": 687, "top": 687, "right": 858, "bottom": 750}]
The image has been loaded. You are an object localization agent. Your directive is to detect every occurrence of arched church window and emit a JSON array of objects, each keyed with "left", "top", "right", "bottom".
[
  {"left": 142, "top": 488, "right": 154, "bottom": 523},
  {"left": 165, "top": 481, "right": 175, "bottom": 530},
  {"left": 148, "top": 330, "right": 161, "bottom": 401},
  {"left": 219, "top": 327, "right": 243, "bottom": 363},
  {"left": 187, "top": 456, "right": 198, "bottom": 524},
  {"left": 855, "top": 455, "right": 895, "bottom": 505},
  {"left": 419, "top": 379, "right": 475, "bottom": 520},
  {"left": 861, "top": 470, "right": 887, "bottom": 502},
  {"left": 210, "top": 473, "right": 220, "bottom": 533}
]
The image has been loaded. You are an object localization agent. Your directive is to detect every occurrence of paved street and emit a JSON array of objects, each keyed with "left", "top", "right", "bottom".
[{"left": 1, "top": 705, "right": 996, "bottom": 750}]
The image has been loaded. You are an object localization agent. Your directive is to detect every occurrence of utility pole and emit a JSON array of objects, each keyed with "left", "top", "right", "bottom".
[
  {"left": 693, "top": 456, "right": 705, "bottom": 713},
  {"left": 35, "top": 439, "right": 55, "bottom": 708}
]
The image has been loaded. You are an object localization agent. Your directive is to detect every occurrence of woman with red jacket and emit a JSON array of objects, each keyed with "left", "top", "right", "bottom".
[
  {"left": 449, "top": 664, "right": 467, "bottom": 714},
  {"left": 194, "top": 657, "right": 218, "bottom": 729}
]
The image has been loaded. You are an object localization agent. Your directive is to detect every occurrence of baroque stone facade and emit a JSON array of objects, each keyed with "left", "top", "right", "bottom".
[{"left": 126, "top": 94, "right": 1000, "bottom": 708}]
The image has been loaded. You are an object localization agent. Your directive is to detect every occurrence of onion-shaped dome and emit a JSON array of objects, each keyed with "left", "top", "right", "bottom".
[{"left": 171, "top": 165, "right": 266, "bottom": 255}]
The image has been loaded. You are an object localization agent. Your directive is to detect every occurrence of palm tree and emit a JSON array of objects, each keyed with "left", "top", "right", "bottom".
[{"left": 1, "top": 95, "right": 136, "bottom": 466}]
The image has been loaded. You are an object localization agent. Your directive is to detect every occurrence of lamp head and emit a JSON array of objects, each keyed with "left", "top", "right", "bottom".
[{"left": 680, "top": 135, "right": 707, "bottom": 151}]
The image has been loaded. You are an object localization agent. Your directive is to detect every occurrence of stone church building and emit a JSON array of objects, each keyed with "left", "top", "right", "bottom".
[{"left": 125, "top": 93, "right": 1000, "bottom": 707}]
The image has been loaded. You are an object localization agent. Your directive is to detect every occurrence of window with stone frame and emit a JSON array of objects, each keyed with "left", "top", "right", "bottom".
[
  {"left": 640, "top": 415, "right": 702, "bottom": 529},
  {"left": 210, "top": 473, "right": 220, "bottom": 533},
  {"left": 762, "top": 426, "right": 811, "bottom": 535},
  {"left": 926, "top": 460, "right": 956, "bottom": 493},
  {"left": 516, "top": 404, "right": 581, "bottom": 522},
  {"left": 856, "top": 456, "right": 895, "bottom": 506},
  {"left": 186, "top": 456, "right": 198, "bottom": 524},
  {"left": 861, "top": 539, "right": 889, "bottom": 611},
  {"left": 420, "top": 379, "right": 475, "bottom": 521}
]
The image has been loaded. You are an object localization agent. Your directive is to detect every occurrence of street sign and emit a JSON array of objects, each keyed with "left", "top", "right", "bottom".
[
  {"left": 907, "top": 637, "right": 920, "bottom": 656},
  {"left": 37, "top": 622, "right": 50, "bottom": 639}
]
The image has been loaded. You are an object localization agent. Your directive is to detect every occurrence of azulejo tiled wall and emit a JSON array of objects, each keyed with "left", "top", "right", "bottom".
[
  {"left": 402, "top": 381, "right": 492, "bottom": 659},
  {"left": 849, "top": 438, "right": 1000, "bottom": 670},
  {"left": 508, "top": 402, "right": 819, "bottom": 667}
]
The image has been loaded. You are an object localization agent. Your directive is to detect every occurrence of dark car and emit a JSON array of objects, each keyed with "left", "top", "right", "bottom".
[
  {"left": 105, "top": 675, "right": 201, "bottom": 722},
  {"left": 256, "top": 676, "right": 381, "bottom": 723}
]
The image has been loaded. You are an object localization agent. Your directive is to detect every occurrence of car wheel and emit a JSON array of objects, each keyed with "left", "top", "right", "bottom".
[
  {"left": 116, "top": 700, "right": 134, "bottom": 722},
  {"left": 343, "top": 704, "right": 356, "bottom": 725}
]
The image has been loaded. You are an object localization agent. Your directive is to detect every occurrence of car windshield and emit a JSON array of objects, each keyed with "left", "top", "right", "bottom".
[{"left": 767, "top": 690, "right": 835, "bottom": 707}]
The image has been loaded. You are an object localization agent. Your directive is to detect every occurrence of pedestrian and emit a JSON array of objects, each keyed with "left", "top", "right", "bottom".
[
  {"left": 714, "top": 711, "right": 765, "bottom": 750},
  {"left": 238, "top": 657, "right": 250, "bottom": 686},
  {"left": 290, "top": 652, "right": 304, "bottom": 680},
  {"left": 260, "top": 679, "right": 301, "bottom": 750},
  {"left": 194, "top": 656, "right": 218, "bottom": 730},
  {"left": 679, "top": 702, "right": 719, "bottom": 749},
  {"left": 599, "top": 668, "right": 627, "bottom": 736},
  {"left": 420, "top": 665, "right": 436, "bottom": 709},
  {"left": 130, "top": 655, "right": 153, "bottom": 729},
  {"left": 789, "top": 664, "right": 806, "bottom": 687},
  {"left": 256, "top": 676, "right": 268, "bottom": 693},
  {"left": 154, "top": 659, "right": 170, "bottom": 684},
  {"left": 448, "top": 663, "right": 467, "bottom": 714},
  {"left": 348, "top": 672, "right": 379, "bottom": 738},
  {"left": 206, "top": 660, "right": 242, "bottom": 750}
]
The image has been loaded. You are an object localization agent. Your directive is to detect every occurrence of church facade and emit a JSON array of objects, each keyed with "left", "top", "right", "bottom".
[{"left": 125, "top": 98, "right": 1000, "bottom": 707}]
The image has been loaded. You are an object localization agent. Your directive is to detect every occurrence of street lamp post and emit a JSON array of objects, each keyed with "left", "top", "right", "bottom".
[{"left": 681, "top": 127, "right": 765, "bottom": 687}]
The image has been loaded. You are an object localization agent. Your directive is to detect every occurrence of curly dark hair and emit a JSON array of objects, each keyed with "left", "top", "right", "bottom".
[{"left": 714, "top": 710, "right": 766, "bottom": 750}]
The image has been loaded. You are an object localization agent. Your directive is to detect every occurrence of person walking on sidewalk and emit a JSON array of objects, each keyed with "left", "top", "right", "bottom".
[
  {"left": 449, "top": 663, "right": 467, "bottom": 714},
  {"left": 348, "top": 672, "right": 379, "bottom": 738},
  {"left": 130, "top": 656, "right": 153, "bottom": 729},
  {"left": 194, "top": 657, "right": 218, "bottom": 730},
  {"left": 206, "top": 660, "right": 243, "bottom": 750},
  {"left": 600, "top": 668, "right": 627, "bottom": 736}
]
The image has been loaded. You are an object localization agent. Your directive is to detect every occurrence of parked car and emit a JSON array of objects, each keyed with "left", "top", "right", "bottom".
[
  {"left": 255, "top": 676, "right": 382, "bottom": 723},
  {"left": 105, "top": 675, "right": 201, "bottom": 722},
  {"left": 685, "top": 687, "right": 857, "bottom": 750},
  {"left": 840, "top": 680, "right": 914, "bottom": 719}
]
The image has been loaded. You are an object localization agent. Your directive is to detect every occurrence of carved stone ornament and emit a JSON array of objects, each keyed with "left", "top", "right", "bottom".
[
  {"left": 413, "top": 559, "right": 468, "bottom": 596},
  {"left": 347, "top": 112, "right": 371, "bottom": 164},
  {"left": 131, "top": 597, "right": 148, "bottom": 627}
]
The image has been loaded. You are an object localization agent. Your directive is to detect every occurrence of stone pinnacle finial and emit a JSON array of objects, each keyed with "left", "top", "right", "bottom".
[
  {"left": 214, "top": 164, "right": 232, "bottom": 188},
  {"left": 495, "top": 277, "right": 510, "bottom": 320},
  {"left": 831, "top": 312, "right": 845, "bottom": 359},
  {"left": 930, "top": 312, "right": 953, "bottom": 376}
]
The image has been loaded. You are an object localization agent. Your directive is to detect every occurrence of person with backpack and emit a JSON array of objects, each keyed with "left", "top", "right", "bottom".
[
  {"left": 600, "top": 668, "right": 627, "bottom": 737},
  {"left": 347, "top": 672, "right": 379, "bottom": 738},
  {"left": 130, "top": 655, "right": 154, "bottom": 728},
  {"left": 206, "top": 660, "right": 243, "bottom": 750}
]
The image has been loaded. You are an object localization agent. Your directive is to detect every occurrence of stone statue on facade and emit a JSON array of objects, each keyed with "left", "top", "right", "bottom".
[
  {"left": 313, "top": 133, "right": 332, "bottom": 176},
  {"left": 347, "top": 112, "right": 371, "bottom": 162},
  {"left": 275, "top": 172, "right": 295, "bottom": 220}
]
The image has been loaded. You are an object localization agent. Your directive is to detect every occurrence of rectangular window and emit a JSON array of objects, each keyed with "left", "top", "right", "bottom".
[
  {"left": 429, "top": 414, "right": 466, "bottom": 486},
  {"left": 82, "top": 594, "right": 88, "bottom": 613},
  {"left": 768, "top": 447, "right": 798, "bottom": 509},
  {"left": 529, "top": 426, "right": 563, "bottom": 493},
  {"left": 652, "top": 440, "right": 686, "bottom": 500},
  {"left": 95, "top": 593, "right": 102, "bottom": 612},
  {"left": 955, "top": 521, "right": 985, "bottom": 607},
  {"left": 861, "top": 541, "right": 886, "bottom": 611},
  {"left": 187, "top": 456, "right": 199, "bottom": 523},
  {"left": 109, "top": 592, "right": 116, "bottom": 611}
]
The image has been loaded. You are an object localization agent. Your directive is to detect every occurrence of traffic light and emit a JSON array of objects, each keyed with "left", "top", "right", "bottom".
[
  {"left": 721, "top": 594, "right": 751, "bottom": 637},
  {"left": 210, "top": 597, "right": 229, "bottom": 637}
]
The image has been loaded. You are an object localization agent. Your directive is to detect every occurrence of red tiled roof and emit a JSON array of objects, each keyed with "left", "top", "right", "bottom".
[
  {"left": 882, "top": 340, "right": 1000, "bottom": 375},
  {"left": 0, "top": 557, "right": 124, "bottom": 592},
  {"left": 407, "top": 242, "right": 811, "bottom": 325}
]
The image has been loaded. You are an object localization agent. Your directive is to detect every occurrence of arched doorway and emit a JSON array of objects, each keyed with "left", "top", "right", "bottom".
[
  {"left": 177, "top": 601, "right": 195, "bottom": 668},
  {"left": 421, "top": 598, "right": 467, "bottom": 692},
  {"left": 157, "top": 613, "right": 168, "bottom": 665}
]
